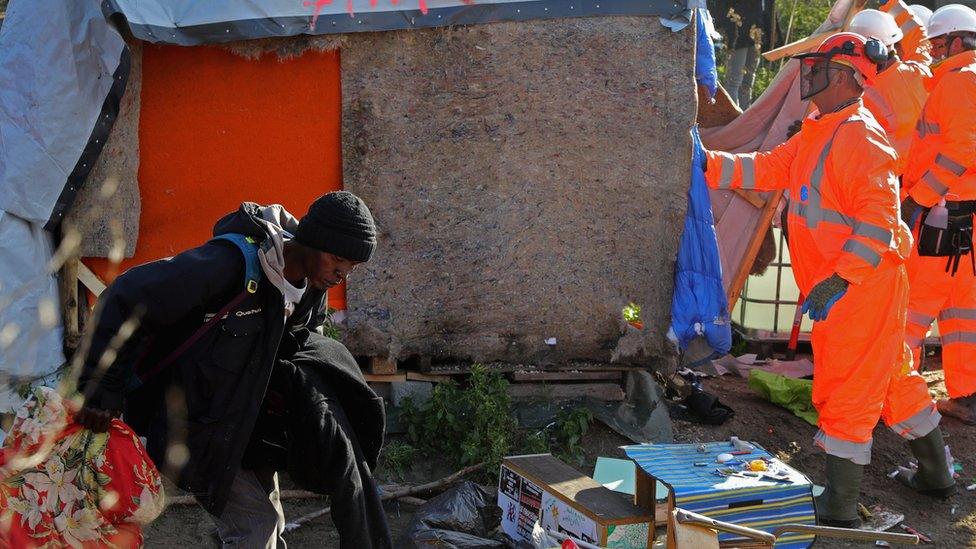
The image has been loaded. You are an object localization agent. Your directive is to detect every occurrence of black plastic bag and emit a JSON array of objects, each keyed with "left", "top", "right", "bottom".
[{"left": 404, "top": 481, "right": 506, "bottom": 548}]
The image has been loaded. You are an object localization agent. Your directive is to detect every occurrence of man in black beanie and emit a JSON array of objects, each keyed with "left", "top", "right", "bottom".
[{"left": 76, "top": 191, "right": 393, "bottom": 549}]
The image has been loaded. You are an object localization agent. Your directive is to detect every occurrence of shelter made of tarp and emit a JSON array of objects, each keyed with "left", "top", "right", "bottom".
[{"left": 0, "top": 0, "right": 703, "bottom": 410}]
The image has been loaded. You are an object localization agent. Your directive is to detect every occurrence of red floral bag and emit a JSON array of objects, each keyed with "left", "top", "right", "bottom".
[{"left": 0, "top": 387, "right": 165, "bottom": 548}]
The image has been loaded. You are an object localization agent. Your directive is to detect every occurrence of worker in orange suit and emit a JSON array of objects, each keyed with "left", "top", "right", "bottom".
[
  {"left": 704, "top": 33, "right": 954, "bottom": 528},
  {"left": 900, "top": 5, "right": 976, "bottom": 425},
  {"left": 880, "top": 0, "right": 931, "bottom": 64},
  {"left": 850, "top": 10, "right": 931, "bottom": 171}
]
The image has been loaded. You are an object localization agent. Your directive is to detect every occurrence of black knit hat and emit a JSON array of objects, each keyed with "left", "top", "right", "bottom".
[{"left": 295, "top": 191, "right": 376, "bottom": 262}]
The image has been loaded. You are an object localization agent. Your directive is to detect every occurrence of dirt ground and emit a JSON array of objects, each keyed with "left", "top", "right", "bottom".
[{"left": 144, "top": 361, "right": 976, "bottom": 548}]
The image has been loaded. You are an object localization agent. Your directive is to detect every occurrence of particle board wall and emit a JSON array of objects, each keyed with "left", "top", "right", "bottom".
[
  {"left": 66, "top": 42, "right": 142, "bottom": 258},
  {"left": 81, "top": 43, "right": 347, "bottom": 310},
  {"left": 340, "top": 17, "right": 696, "bottom": 364}
]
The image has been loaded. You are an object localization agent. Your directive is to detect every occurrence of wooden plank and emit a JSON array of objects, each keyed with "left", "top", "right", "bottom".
[
  {"left": 364, "top": 373, "right": 407, "bottom": 383},
  {"left": 507, "top": 383, "right": 625, "bottom": 401},
  {"left": 511, "top": 371, "right": 622, "bottom": 382},
  {"left": 368, "top": 356, "right": 397, "bottom": 375},
  {"left": 733, "top": 189, "right": 765, "bottom": 209},
  {"left": 672, "top": 517, "right": 721, "bottom": 549},
  {"left": 763, "top": 0, "right": 866, "bottom": 62},
  {"left": 761, "top": 31, "right": 832, "bottom": 62},
  {"left": 78, "top": 261, "right": 107, "bottom": 296},
  {"left": 726, "top": 190, "right": 783, "bottom": 307},
  {"left": 405, "top": 371, "right": 452, "bottom": 383}
]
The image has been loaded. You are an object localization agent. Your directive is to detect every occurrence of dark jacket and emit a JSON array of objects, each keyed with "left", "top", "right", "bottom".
[
  {"left": 711, "top": 0, "right": 776, "bottom": 50},
  {"left": 81, "top": 203, "right": 384, "bottom": 517}
]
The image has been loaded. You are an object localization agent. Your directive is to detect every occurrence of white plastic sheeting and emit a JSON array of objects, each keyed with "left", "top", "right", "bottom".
[
  {"left": 0, "top": 0, "right": 126, "bottom": 412},
  {"left": 0, "top": 0, "right": 127, "bottom": 227},
  {"left": 0, "top": 211, "right": 65, "bottom": 412}
]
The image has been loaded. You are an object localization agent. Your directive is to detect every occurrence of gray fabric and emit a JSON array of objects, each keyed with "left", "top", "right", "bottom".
[
  {"left": 212, "top": 469, "right": 287, "bottom": 549},
  {"left": 0, "top": 0, "right": 126, "bottom": 225},
  {"left": 0, "top": 211, "right": 65, "bottom": 396},
  {"left": 255, "top": 205, "right": 305, "bottom": 318},
  {"left": 814, "top": 429, "right": 872, "bottom": 465},
  {"left": 104, "top": 0, "right": 685, "bottom": 44},
  {"left": 889, "top": 404, "right": 941, "bottom": 440}
]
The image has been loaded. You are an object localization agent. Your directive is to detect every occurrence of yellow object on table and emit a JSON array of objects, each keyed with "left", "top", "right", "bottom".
[{"left": 748, "top": 460, "right": 767, "bottom": 472}]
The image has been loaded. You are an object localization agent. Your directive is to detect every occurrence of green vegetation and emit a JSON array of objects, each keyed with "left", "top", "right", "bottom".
[
  {"left": 399, "top": 365, "right": 596, "bottom": 479},
  {"left": 378, "top": 440, "right": 420, "bottom": 479}
]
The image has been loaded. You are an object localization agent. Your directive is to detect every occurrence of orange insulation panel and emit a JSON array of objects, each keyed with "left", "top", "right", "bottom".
[{"left": 84, "top": 44, "right": 346, "bottom": 309}]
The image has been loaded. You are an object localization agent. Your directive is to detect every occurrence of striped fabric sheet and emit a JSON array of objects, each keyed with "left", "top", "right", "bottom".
[{"left": 624, "top": 442, "right": 815, "bottom": 549}]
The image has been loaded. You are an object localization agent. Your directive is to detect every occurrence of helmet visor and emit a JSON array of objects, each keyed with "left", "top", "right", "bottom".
[{"left": 799, "top": 57, "right": 832, "bottom": 101}]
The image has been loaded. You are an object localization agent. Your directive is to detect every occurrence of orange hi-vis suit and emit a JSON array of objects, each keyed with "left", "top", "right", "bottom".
[
  {"left": 903, "top": 50, "right": 976, "bottom": 399},
  {"left": 881, "top": 0, "right": 931, "bottom": 65},
  {"left": 863, "top": 60, "right": 931, "bottom": 172},
  {"left": 706, "top": 101, "right": 938, "bottom": 464}
]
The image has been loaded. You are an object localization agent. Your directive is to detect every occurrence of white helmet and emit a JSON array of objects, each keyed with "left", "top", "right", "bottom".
[
  {"left": 850, "top": 9, "right": 903, "bottom": 47},
  {"left": 928, "top": 4, "right": 976, "bottom": 39},
  {"left": 908, "top": 5, "right": 933, "bottom": 29}
]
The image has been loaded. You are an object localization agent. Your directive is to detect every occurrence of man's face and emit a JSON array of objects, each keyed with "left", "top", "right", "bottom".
[
  {"left": 930, "top": 36, "right": 948, "bottom": 61},
  {"left": 305, "top": 251, "right": 362, "bottom": 291},
  {"left": 800, "top": 59, "right": 833, "bottom": 100}
]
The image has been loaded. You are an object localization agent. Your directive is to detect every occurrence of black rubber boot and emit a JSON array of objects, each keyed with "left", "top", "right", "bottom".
[
  {"left": 896, "top": 428, "right": 956, "bottom": 498},
  {"left": 815, "top": 454, "right": 863, "bottom": 528}
]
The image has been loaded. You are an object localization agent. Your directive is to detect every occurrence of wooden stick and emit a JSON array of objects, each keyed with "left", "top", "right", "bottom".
[
  {"left": 397, "top": 496, "right": 428, "bottom": 506},
  {"left": 380, "top": 462, "right": 486, "bottom": 500},
  {"left": 166, "top": 489, "right": 323, "bottom": 506},
  {"left": 59, "top": 258, "right": 80, "bottom": 352},
  {"left": 284, "top": 462, "right": 486, "bottom": 533}
]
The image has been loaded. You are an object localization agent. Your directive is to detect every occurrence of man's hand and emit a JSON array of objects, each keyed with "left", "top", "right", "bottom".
[
  {"left": 787, "top": 119, "right": 803, "bottom": 139},
  {"left": 801, "top": 273, "right": 849, "bottom": 321},
  {"left": 74, "top": 407, "right": 121, "bottom": 433},
  {"left": 901, "top": 196, "right": 922, "bottom": 228}
]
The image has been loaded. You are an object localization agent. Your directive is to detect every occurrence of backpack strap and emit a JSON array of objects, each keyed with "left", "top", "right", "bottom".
[
  {"left": 211, "top": 233, "right": 262, "bottom": 294},
  {"left": 131, "top": 289, "right": 250, "bottom": 388}
]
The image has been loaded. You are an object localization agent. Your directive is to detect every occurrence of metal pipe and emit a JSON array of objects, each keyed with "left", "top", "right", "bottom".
[
  {"left": 675, "top": 509, "right": 777, "bottom": 543},
  {"left": 771, "top": 524, "right": 919, "bottom": 544}
]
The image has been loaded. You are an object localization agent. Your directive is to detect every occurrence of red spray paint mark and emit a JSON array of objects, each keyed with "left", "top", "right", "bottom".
[
  {"left": 303, "top": 0, "right": 478, "bottom": 27},
  {"left": 303, "top": 0, "right": 334, "bottom": 29}
]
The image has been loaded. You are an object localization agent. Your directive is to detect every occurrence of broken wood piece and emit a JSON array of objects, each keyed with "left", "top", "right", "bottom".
[
  {"left": 510, "top": 371, "right": 622, "bottom": 382},
  {"left": 507, "top": 383, "right": 625, "bottom": 401},
  {"left": 78, "top": 261, "right": 107, "bottom": 296},
  {"left": 368, "top": 356, "right": 397, "bottom": 375}
]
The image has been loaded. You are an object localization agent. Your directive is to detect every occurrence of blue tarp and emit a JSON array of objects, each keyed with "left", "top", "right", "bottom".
[
  {"left": 694, "top": 7, "right": 718, "bottom": 99},
  {"left": 670, "top": 10, "right": 730, "bottom": 356}
]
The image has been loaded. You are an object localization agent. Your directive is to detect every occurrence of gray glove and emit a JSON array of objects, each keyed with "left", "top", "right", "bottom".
[{"left": 801, "top": 274, "right": 849, "bottom": 321}]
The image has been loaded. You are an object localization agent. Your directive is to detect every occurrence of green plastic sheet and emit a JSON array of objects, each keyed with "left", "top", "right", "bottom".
[{"left": 747, "top": 369, "right": 819, "bottom": 426}]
